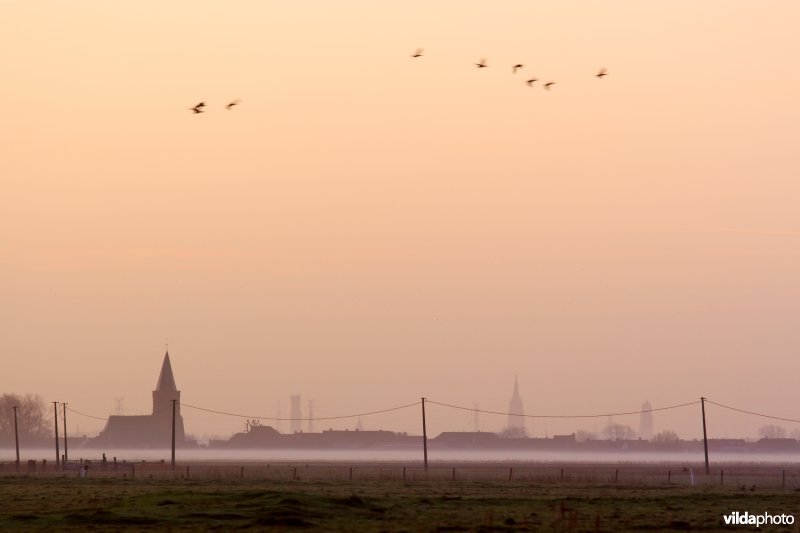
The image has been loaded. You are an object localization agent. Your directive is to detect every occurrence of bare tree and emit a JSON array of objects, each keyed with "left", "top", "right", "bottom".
[
  {"left": 758, "top": 424, "right": 787, "bottom": 439},
  {"left": 602, "top": 423, "right": 636, "bottom": 441},
  {"left": 0, "top": 394, "right": 51, "bottom": 444},
  {"left": 574, "top": 430, "right": 598, "bottom": 442},
  {"left": 497, "top": 426, "right": 528, "bottom": 439},
  {"left": 651, "top": 430, "right": 680, "bottom": 444}
]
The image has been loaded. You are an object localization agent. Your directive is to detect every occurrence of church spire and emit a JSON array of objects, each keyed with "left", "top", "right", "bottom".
[
  {"left": 508, "top": 374, "right": 525, "bottom": 431},
  {"left": 155, "top": 350, "right": 178, "bottom": 392}
]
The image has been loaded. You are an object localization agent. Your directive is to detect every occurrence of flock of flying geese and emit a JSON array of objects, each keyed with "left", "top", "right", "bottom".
[
  {"left": 411, "top": 47, "right": 607, "bottom": 90},
  {"left": 190, "top": 99, "right": 240, "bottom": 114},
  {"left": 188, "top": 50, "right": 608, "bottom": 112}
]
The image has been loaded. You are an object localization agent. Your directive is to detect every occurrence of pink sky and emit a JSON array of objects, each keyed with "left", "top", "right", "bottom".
[{"left": 2, "top": 1, "right": 800, "bottom": 442}]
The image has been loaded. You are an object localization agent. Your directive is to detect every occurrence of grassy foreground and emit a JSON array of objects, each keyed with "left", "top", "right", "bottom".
[{"left": 0, "top": 476, "right": 797, "bottom": 531}]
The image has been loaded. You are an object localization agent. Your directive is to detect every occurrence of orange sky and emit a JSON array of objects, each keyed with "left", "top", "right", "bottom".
[{"left": 2, "top": 1, "right": 800, "bottom": 442}]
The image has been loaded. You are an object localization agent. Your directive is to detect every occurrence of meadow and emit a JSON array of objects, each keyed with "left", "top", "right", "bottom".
[{"left": 1, "top": 463, "right": 798, "bottom": 531}]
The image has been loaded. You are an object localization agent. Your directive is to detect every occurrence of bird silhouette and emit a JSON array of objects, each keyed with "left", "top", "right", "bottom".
[
  {"left": 526, "top": 78, "right": 538, "bottom": 87},
  {"left": 225, "top": 99, "right": 241, "bottom": 110},
  {"left": 475, "top": 58, "right": 488, "bottom": 68},
  {"left": 190, "top": 102, "right": 206, "bottom": 114},
  {"left": 543, "top": 82, "right": 556, "bottom": 90},
  {"left": 512, "top": 64, "right": 524, "bottom": 73},
  {"left": 596, "top": 68, "right": 608, "bottom": 78},
  {"left": 411, "top": 48, "right": 424, "bottom": 58}
]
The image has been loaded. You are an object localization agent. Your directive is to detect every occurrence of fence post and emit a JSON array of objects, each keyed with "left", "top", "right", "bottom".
[
  {"left": 241, "top": 466, "right": 244, "bottom": 479},
  {"left": 508, "top": 467, "right": 513, "bottom": 481},
  {"left": 668, "top": 470, "right": 671, "bottom": 484},
  {"left": 615, "top": 469, "right": 619, "bottom": 483},
  {"left": 293, "top": 467, "right": 297, "bottom": 481},
  {"left": 453, "top": 467, "right": 456, "bottom": 481},
  {"left": 349, "top": 467, "right": 353, "bottom": 481},
  {"left": 186, "top": 465, "right": 190, "bottom": 479},
  {"left": 560, "top": 468, "right": 564, "bottom": 481},
  {"left": 720, "top": 470, "right": 724, "bottom": 485},
  {"left": 402, "top": 466, "right": 406, "bottom": 481}
]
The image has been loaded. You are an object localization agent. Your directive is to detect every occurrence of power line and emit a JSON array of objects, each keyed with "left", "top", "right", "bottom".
[
  {"left": 66, "top": 406, "right": 108, "bottom": 421},
  {"left": 706, "top": 400, "right": 800, "bottom": 424},
  {"left": 426, "top": 399, "right": 700, "bottom": 419},
  {"left": 179, "top": 400, "right": 421, "bottom": 421}
]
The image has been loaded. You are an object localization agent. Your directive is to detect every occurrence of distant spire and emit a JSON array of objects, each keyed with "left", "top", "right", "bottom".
[
  {"left": 155, "top": 350, "right": 178, "bottom": 392},
  {"left": 508, "top": 374, "right": 525, "bottom": 431}
]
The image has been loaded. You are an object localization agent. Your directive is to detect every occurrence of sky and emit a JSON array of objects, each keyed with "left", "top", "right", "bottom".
[{"left": 2, "top": 1, "right": 800, "bottom": 443}]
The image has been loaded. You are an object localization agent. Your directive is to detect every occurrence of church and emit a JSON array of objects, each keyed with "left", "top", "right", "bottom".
[{"left": 93, "top": 351, "right": 186, "bottom": 448}]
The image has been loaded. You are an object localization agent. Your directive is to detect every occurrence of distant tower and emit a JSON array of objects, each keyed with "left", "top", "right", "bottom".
[
  {"left": 307, "top": 399, "right": 314, "bottom": 433},
  {"left": 152, "top": 350, "right": 185, "bottom": 444},
  {"left": 113, "top": 397, "right": 126, "bottom": 416},
  {"left": 639, "top": 400, "right": 654, "bottom": 440},
  {"left": 276, "top": 400, "right": 282, "bottom": 434},
  {"left": 290, "top": 395, "right": 302, "bottom": 433},
  {"left": 355, "top": 417, "right": 364, "bottom": 431},
  {"left": 508, "top": 375, "right": 526, "bottom": 432}
]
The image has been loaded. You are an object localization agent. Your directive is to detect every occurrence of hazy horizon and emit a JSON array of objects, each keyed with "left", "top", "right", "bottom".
[{"left": 3, "top": 1, "right": 799, "bottom": 444}]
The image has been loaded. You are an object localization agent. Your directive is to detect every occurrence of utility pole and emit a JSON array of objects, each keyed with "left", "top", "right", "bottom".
[
  {"left": 421, "top": 397, "right": 428, "bottom": 471},
  {"left": 700, "top": 397, "right": 710, "bottom": 475},
  {"left": 13, "top": 406, "right": 20, "bottom": 470},
  {"left": 62, "top": 403, "right": 68, "bottom": 461},
  {"left": 171, "top": 399, "right": 176, "bottom": 468},
  {"left": 53, "top": 402, "right": 60, "bottom": 468}
]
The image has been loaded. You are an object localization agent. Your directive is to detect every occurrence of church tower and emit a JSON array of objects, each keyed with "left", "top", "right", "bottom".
[
  {"left": 152, "top": 350, "right": 185, "bottom": 445},
  {"left": 153, "top": 350, "right": 180, "bottom": 417},
  {"left": 507, "top": 375, "right": 526, "bottom": 432},
  {"left": 639, "top": 400, "right": 654, "bottom": 440}
]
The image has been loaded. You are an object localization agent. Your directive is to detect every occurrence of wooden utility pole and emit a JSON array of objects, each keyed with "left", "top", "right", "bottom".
[
  {"left": 421, "top": 397, "right": 428, "bottom": 471},
  {"left": 53, "top": 402, "right": 60, "bottom": 467},
  {"left": 62, "top": 403, "right": 68, "bottom": 461},
  {"left": 700, "top": 397, "right": 709, "bottom": 475},
  {"left": 171, "top": 399, "right": 176, "bottom": 468},
  {"left": 13, "top": 406, "right": 20, "bottom": 470}
]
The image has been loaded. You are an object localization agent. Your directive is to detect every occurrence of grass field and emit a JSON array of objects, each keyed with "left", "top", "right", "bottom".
[{"left": 1, "top": 464, "right": 798, "bottom": 531}]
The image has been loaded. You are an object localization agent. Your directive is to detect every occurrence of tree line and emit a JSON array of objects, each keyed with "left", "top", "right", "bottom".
[{"left": 0, "top": 394, "right": 52, "bottom": 446}]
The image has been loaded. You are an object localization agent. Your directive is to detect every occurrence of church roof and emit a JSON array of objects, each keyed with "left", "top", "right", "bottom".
[{"left": 155, "top": 351, "right": 178, "bottom": 392}]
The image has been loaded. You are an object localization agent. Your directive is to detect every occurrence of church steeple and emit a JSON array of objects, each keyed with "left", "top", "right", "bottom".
[
  {"left": 508, "top": 374, "right": 525, "bottom": 432},
  {"left": 155, "top": 351, "right": 178, "bottom": 392},
  {"left": 153, "top": 350, "right": 180, "bottom": 417}
]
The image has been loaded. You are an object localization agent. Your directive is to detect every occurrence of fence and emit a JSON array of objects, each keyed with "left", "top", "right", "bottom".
[{"left": 1, "top": 460, "right": 798, "bottom": 488}]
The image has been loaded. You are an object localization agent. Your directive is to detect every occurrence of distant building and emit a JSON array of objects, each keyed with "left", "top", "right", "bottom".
[
  {"left": 507, "top": 375, "right": 526, "bottom": 432},
  {"left": 290, "top": 395, "right": 302, "bottom": 433},
  {"left": 639, "top": 400, "right": 653, "bottom": 440},
  {"left": 93, "top": 351, "right": 186, "bottom": 448}
]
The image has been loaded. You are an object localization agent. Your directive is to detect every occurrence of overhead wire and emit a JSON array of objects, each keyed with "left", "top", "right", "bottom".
[
  {"left": 65, "top": 406, "right": 108, "bottom": 421},
  {"left": 706, "top": 399, "right": 800, "bottom": 424},
  {"left": 179, "top": 400, "right": 422, "bottom": 421},
  {"left": 426, "top": 399, "right": 701, "bottom": 419},
  {"left": 52, "top": 398, "right": 800, "bottom": 428}
]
